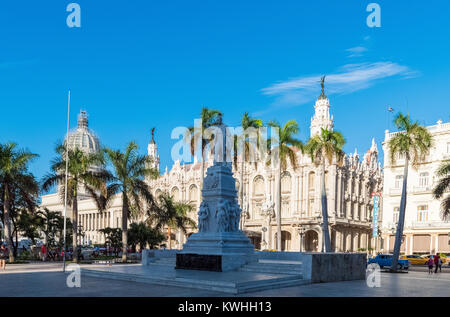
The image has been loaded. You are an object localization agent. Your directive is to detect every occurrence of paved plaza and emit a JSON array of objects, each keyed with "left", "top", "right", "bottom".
[{"left": 1, "top": 263, "right": 450, "bottom": 297}]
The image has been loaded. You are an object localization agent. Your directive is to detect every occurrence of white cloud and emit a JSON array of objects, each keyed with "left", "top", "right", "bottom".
[
  {"left": 260, "top": 62, "right": 419, "bottom": 110},
  {"left": 346, "top": 46, "right": 368, "bottom": 57}
]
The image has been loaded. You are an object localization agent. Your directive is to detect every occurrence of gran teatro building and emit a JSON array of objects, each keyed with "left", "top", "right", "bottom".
[
  {"left": 148, "top": 88, "right": 383, "bottom": 252},
  {"left": 41, "top": 88, "right": 383, "bottom": 252}
]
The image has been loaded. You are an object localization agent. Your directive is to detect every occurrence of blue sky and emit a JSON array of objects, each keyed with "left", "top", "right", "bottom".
[{"left": 0, "top": 0, "right": 449, "bottom": 185}]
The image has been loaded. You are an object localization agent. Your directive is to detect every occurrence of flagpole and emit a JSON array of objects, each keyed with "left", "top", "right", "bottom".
[{"left": 63, "top": 89, "right": 71, "bottom": 273}]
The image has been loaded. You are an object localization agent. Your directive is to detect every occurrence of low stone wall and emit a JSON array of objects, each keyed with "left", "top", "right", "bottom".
[
  {"left": 141, "top": 249, "right": 178, "bottom": 265},
  {"left": 301, "top": 253, "right": 366, "bottom": 283},
  {"left": 142, "top": 249, "right": 367, "bottom": 284}
]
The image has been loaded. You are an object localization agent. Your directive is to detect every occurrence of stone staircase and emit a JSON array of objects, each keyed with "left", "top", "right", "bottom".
[
  {"left": 82, "top": 256, "right": 310, "bottom": 294},
  {"left": 239, "top": 260, "right": 303, "bottom": 276}
]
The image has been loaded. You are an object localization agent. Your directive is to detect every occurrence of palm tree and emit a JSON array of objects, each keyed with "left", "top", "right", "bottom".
[
  {"left": 432, "top": 161, "right": 450, "bottom": 220},
  {"left": 35, "top": 208, "right": 65, "bottom": 248},
  {"left": 267, "top": 120, "right": 304, "bottom": 251},
  {"left": 305, "top": 128, "right": 345, "bottom": 252},
  {"left": 0, "top": 142, "right": 38, "bottom": 262},
  {"left": 103, "top": 141, "right": 159, "bottom": 261},
  {"left": 187, "top": 107, "right": 223, "bottom": 189},
  {"left": 235, "top": 113, "right": 262, "bottom": 229},
  {"left": 147, "top": 193, "right": 197, "bottom": 249},
  {"left": 388, "top": 113, "right": 433, "bottom": 271},
  {"left": 41, "top": 144, "right": 109, "bottom": 261}
]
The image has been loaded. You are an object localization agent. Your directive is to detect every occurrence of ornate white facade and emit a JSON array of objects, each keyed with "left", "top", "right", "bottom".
[
  {"left": 381, "top": 120, "right": 450, "bottom": 254},
  {"left": 149, "top": 91, "right": 383, "bottom": 252},
  {"left": 41, "top": 91, "right": 383, "bottom": 252}
]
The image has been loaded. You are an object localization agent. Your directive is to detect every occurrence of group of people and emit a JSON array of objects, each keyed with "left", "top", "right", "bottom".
[
  {"left": 427, "top": 252, "right": 443, "bottom": 274},
  {"left": 39, "top": 244, "right": 73, "bottom": 262}
]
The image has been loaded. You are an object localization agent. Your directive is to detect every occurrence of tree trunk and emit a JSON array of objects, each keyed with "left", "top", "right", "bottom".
[
  {"left": 121, "top": 198, "right": 128, "bottom": 262},
  {"left": 391, "top": 156, "right": 409, "bottom": 271},
  {"left": 321, "top": 162, "right": 332, "bottom": 252},
  {"left": 3, "top": 183, "right": 14, "bottom": 263},
  {"left": 72, "top": 197, "right": 78, "bottom": 262},
  {"left": 276, "top": 164, "right": 282, "bottom": 251},
  {"left": 239, "top": 147, "right": 245, "bottom": 230},
  {"left": 168, "top": 226, "right": 172, "bottom": 250}
]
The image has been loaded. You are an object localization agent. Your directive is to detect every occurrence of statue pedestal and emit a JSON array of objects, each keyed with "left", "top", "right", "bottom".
[{"left": 176, "top": 232, "right": 256, "bottom": 272}]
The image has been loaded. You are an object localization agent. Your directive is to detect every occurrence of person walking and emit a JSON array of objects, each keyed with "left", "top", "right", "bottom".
[
  {"left": 427, "top": 256, "right": 434, "bottom": 274},
  {"left": 0, "top": 244, "right": 7, "bottom": 270},
  {"left": 40, "top": 244, "right": 47, "bottom": 262},
  {"left": 434, "top": 253, "right": 441, "bottom": 274},
  {"left": 438, "top": 257, "right": 442, "bottom": 273}
]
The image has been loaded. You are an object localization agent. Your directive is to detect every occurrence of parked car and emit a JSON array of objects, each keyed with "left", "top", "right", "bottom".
[
  {"left": 368, "top": 254, "right": 409, "bottom": 270},
  {"left": 421, "top": 255, "right": 447, "bottom": 264},
  {"left": 400, "top": 255, "right": 428, "bottom": 265}
]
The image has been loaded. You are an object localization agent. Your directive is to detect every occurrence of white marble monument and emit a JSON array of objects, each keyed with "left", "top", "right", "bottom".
[{"left": 176, "top": 115, "right": 256, "bottom": 272}]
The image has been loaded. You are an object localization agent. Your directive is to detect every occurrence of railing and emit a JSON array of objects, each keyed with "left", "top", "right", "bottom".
[
  {"left": 387, "top": 121, "right": 450, "bottom": 139},
  {"left": 412, "top": 186, "right": 432, "bottom": 194},
  {"left": 389, "top": 188, "right": 402, "bottom": 195},
  {"left": 410, "top": 221, "right": 450, "bottom": 228}
]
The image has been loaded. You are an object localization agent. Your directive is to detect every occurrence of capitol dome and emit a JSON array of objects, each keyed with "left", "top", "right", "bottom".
[{"left": 66, "top": 110, "right": 100, "bottom": 154}]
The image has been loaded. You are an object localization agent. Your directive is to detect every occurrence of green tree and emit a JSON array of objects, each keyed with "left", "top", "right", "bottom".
[
  {"left": 17, "top": 210, "right": 42, "bottom": 245},
  {"left": 266, "top": 120, "right": 304, "bottom": 251},
  {"left": 305, "top": 128, "right": 345, "bottom": 252},
  {"left": 103, "top": 141, "right": 159, "bottom": 261},
  {"left": 41, "top": 144, "right": 109, "bottom": 261},
  {"left": 432, "top": 161, "right": 450, "bottom": 220},
  {"left": 99, "top": 227, "right": 122, "bottom": 257},
  {"left": 147, "top": 193, "right": 197, "bottom": 249},
  {"left": 0, "top": 142, "right": 39, "bottom": 262},
  {"left": 187, "top": 107, "right": 223, "bottom": 189},
  {"left": 234, "top": 112, "right": 263, "bottom": 228},
  {"left": 127, "top": 222, "right": 164, "bottom": 251},
  {"left": 388, "top": 113, "right": 433, "bottom": 271}
]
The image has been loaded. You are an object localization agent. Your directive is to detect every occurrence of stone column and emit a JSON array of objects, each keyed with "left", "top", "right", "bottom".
[{"left": 336, "top": 170, "right": 342, "bottom": 218}]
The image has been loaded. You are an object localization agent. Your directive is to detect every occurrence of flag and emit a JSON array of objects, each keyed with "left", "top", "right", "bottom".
[{"left": 388, "top": 105, "right": 394, "bottom": 113}]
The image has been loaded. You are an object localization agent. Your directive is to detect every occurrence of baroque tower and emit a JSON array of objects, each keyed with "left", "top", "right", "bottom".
[
  {"left": 147, "top": 127, "right": 160, "bottom": 172},
  {"left": 310, "top": 76, "right": 334, "bottom": 136}
]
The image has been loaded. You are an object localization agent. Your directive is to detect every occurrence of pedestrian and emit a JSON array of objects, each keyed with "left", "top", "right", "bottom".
[
  {"left": 427, "top": 256, "right": 434, "bottom": 274},
  {"left": 438, "top": 257, "right": 442, "bottom": 273},
  {"left": 434, "top": 253, "right": 440, "bottom": 274},
  {"left": 0, "top": 244, "right": 7, "bottom": 270},
  {"left": 41, "top": 244, "right": 47, "bottom": 262}
]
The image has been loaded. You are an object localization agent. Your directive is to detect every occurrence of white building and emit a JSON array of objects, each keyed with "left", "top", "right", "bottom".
[
  {"left": 41, "top": 86, "right": 384, "bottom": 252},
  {"left": 149, "top": 87, "right": 383, "bottom": 252},
  {"left": 381, "top": 120, "right": 450, "bottom": 255}
]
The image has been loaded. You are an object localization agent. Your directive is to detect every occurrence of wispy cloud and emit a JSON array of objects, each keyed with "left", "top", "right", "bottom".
[
  {"left": 346, "top": 46, "right": 368, "bottom": 57},
  {"left": 260, "top": 62, "right": 419, "bottom": 111}
]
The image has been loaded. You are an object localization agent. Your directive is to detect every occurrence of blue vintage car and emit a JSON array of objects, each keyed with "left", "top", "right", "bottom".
[{"left": 368, "top": 254, "right": 409, "bottom": 270}]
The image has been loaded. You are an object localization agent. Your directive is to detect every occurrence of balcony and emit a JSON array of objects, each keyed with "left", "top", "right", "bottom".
[
  {"left": 412, "top": 186, "right": 432, "bottom": 194},
  {"left": 411, "top": 221, "right": 450, "bottom": 229},
  {"left": 389, "top": 188, "right": 402, "bottom": 196}
]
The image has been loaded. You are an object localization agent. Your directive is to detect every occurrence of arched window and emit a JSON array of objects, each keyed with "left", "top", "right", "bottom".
[
  {"left": 171, "top": 187, "right": 180, "bottom": 201},
  {"left": 253, "top": 176, "right": 265, "bottom": 196},
  {"left": 189, "top": 185, "right": 198, "bottom": 203},
  {"left": 281, "top": 172, "right": 291, "bottom": 193}
]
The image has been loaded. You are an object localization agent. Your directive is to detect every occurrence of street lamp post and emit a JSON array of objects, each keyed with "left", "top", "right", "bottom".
[{"left": 297, "top": 227, "right": 305, "bottom": 252}]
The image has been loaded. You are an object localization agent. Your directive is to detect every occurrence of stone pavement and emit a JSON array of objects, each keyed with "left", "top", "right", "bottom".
[{"left": 1, "top": 263, "right": 450, "bottom": 297}]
